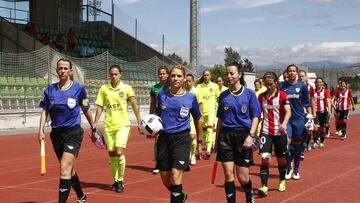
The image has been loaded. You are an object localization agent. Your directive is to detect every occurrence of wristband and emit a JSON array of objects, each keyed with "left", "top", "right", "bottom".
[
  {"left": 248, "top": 133, "right": 255, "bottom": 138},
  {"left": 92, "top": 128, "right": 97, "bottom": 133}
]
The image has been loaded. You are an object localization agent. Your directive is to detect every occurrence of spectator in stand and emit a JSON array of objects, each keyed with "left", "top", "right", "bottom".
[
  {"left": 79, "top": 43, "right": 88, "bottom": 58},
  {"left": 87, "top": 43, "right": 95, "bottom": 57},
  {"left": 41, "top": 32, "right": 51, "bottom": 45},
  {"left": 67, "top": 27, "right": 76, "bottom": 51},
  {"left": 55, "top": 34, "right": 65, "bottom": 52},
  {"left": 24, "top": 22, "right": 37, "bottom": 37}
]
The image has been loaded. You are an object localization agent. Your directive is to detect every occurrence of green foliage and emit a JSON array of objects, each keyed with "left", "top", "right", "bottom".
[
  {"left": 224, "top": 47, "right": 254, "bottom": 72},
  {"left": 224, "top": 47, "right": 241, "bottom": 67},
  {"left": 209, "top": 64, "right": 226, "bottom": 82},
  {"left": 167, "top": 52, "right": 188, "bottom": 66},
  {"left": 339, "top": 76, "right": 360, "bottom": 91}
]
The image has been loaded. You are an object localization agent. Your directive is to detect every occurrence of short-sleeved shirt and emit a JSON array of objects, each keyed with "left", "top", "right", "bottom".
[
  {"left": 95, "top": 82, "right": 135, "bottom": 130},
  {"left": 314, "top": 88, "right": 331, "bottom": 113},
  {"left": 280, "top": 81, "right": 310, "bottom": 119},
  {"left": 197, "top": 82, "right": 220, "bottom": 115},
  {"left": 255, "top": 86, "right": 267, "bottom": 98},
  {"left": 40, "top": 82, "right": 89, "bottom": 129},
  {"left": 217, "top": 87, "right": 261, "bottom": 131},
  {"left": 258, "top": 90, "right": 289, "bottom": 136},
  {"left": 334, "top": 88, "right": 353, "bottom": 111},
  {"left": 150, "top": 83, "right": 166, "bottom": 115},
  {"left": 158, "top": 90, "right": 202, "bottom": 134}
]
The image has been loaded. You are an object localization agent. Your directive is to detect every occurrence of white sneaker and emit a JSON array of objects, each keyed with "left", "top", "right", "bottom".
[
  {"left": 152, "top": 168, "right": 160, "bottom": 174},
  {"left": 190, "top": 155, "right": 197, "bottom": 165},
  {"left": 292, "top": 172, "right": 300, "bottom": 180},
  {"left": 326, "top": 132, "right": 330, "bottom": 138},
  {"left": 285, "top": 169, "right": 293, "bottom": 180}
]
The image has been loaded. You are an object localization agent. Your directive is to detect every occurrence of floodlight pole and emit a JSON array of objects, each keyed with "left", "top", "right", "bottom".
[
  {"left": 135, "top": 18, "right": 138, "bottom": 61},
  {"left": 190, "top": 0, "right": 200, "bottom": 74},
  {"left": 111, "top": 0, "right": 114, "bottom": 49}
]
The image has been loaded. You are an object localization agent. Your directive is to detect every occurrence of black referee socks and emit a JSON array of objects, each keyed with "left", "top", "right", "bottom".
[
  {"left": 225, "top": 181, "right": 236, "bottom": 203},
  {"left": 59, "top": 178, "right": 71, "bottom": 203},
  {"left": 170, "top": 184, "right": 184, "bottom": 203},
  {"left": 71, "top": 173, "right": 84, "bottom": 199}
]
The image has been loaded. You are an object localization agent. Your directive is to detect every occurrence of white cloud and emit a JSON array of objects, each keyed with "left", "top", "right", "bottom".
[
  {"left": 310, "top": 0, "right": 334, "bottom": 4},
  {"left": 202, "top": 0, "right": 287, "bottom": 13},
  {"left": 116, "top": 0, "right": 143, "bottom": 5},
  {"left": 167, "top": 42, "right": 360, "bottom": 67}
]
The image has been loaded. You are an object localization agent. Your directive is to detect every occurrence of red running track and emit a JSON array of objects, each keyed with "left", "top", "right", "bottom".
[{"left": 0, "top": 114, "right": 360, "bottom": 203}]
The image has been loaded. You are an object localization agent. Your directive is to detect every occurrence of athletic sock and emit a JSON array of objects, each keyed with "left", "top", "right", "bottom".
[
  {"left": 286, "top": 144, "right": 294, "bottom": 171},
  {"left": 293, "top": 143, "right": 302, "bottom": 173},
  {"left": 278, "top": 165, "right": 286, "bottom": 180},
  {"left": 118, "top": 155, "right": 126, "bottom": 182},
  {"left": 170, "top": 184, "right": 183, "bottom": 203},
  {"left": 224, "top": 181, "right": 236, "bottom": 203},
  {"left": 71, "top": 173, "right": 84, "bottom": 199},
  {"left": 109, "top": 156, "right": 119, "bottom": 181},
  {"left": 260, "top": 165, "right": 269, "bottom": 186},
  {"left": 241, "top": 180, "right": 253, "bottom": 203},
  {"left": 59, "top": 178, "right": 71, "bottom": 203}
]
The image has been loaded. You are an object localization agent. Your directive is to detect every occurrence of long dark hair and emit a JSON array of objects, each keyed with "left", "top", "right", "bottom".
[{"left": 228, "top": 61, "right": 245, "bottom": 86}]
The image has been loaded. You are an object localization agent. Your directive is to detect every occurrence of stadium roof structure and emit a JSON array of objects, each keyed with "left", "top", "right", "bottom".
[{"left": 1, "top": 0, "right": 29, "bottom": 2}]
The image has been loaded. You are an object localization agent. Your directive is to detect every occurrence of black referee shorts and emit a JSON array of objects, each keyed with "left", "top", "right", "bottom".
[
  {"left": 156, "top": 130, "right": 191, "bottom": 171},
  {"left": 50, "top": 125, "right": 84, "bottom": 160},
  {"left": 216, "top": 129, "right": 253, "bottom": 167}
]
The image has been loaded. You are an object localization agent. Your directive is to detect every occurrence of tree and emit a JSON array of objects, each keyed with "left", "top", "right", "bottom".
[
  {"left": 224, "top": 47, "right": 241, "bottom": 67},
  {"left": 243, "top": 58, "right": 254, "bottom": 72},
  {"left": 209, "top": 64, "right": 226, "bottom": 82},
  {"left": 167, "top": 52, "right": 188, "bottom": 66},
  {"left": 224, "top": 47, "right": 255, "bottom": 72}
]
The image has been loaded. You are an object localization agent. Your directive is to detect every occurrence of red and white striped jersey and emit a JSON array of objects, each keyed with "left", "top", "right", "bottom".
[
  {"left": 334, "top": 88, "right": 352, "bottom": 110},
  {"left": 259, "top": 90, "right": 289, "bottom": 136},
  {"left": 308, "top": 84, "right": 315, "bottom": 99},
  {"left": 314, "top": 88, "right": 331, "bottom": 113}
]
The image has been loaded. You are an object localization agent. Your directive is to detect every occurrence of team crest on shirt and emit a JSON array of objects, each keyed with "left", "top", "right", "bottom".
[
  {"left": 224, "top": 106, "right": 229, "bottom": 111},
  {"left": 295, "top": 88, "right": 300, "bottom": 93},
  {"left": 209, "top": 88, "right": 214, "bottom": 93},
  {"left": 118, "top": 91, "right": 125, "bottom": 97},
  {"left": 161, "top": 106, "right": 166, "bottom": 110},
  {"left": 241, "top": 105, "right": 247, "bottom": 113}
]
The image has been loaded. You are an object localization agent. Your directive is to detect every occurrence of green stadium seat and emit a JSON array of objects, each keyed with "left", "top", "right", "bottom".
[
  {"left": 7, "top": 77, "right": 15, "bottom": 86},
  {"left": 0, "top": 77, "right": 7, "bottom": 86},
  {"left": 37, "top": 78, "right": 48, "bottom": 87},
  {"left": 15, "top": 77, "right": 24, "bottom": 86}
]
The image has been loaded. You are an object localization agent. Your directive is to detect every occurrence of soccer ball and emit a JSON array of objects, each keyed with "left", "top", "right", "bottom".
[{"left": 140, "top": 114, "right": 163, "bottom": 137}]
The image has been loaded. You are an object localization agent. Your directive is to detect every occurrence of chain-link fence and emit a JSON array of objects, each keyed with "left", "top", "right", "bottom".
[{"left": 0, "top": 46, "right": 177, "bottom": 121}]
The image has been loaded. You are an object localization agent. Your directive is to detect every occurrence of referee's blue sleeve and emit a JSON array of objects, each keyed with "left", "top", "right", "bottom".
[{"left": 302, "top": 85, "right": 310, "bottom": 108}]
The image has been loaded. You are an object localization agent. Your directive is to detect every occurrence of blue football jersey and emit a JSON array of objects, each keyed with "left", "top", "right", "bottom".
[
  {"left": 280, "top": 81, "right": 310, "bottom": 119},
  {"left": 40, "top": 82, "right": 90, "bottom": 128},
  {"left": 158, "top": 90, "right": 201, "bottom": 134},
  {"left": 217, "top": 88, "right": 261, "bottom": 131}
]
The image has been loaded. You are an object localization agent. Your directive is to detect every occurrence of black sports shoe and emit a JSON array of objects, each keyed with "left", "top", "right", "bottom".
[
  {"left": 115, "top": 181, "right": 124, "bottom": 193},
  {"left": 182, "top": 192, "right": 188, "bottom": 203},
  {"left": 76, "top": 194, "right": 87, "bottom": 203},
  {"left": 111, "top": 181, "right": 117, "bottom": 191},
  {"left": 245, "top": 189, "right": 255, "bottom": 203}
]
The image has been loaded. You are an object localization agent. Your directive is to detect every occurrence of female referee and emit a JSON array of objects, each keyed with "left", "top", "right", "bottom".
[
  {"left": 215, "top": 61, "right": 260, "bottom": 203},
  {"left": 93, "top": 64, "right": 142, "bottom": 193},
  {"left": 38, "top": 58, "right": 95, "bottom": 203},
  {"left": 280, "top": 64, "right": 313, "bottom": 180},
  {"left": 156, "top": 64, "right": 204, "bottom": 203},
  {"left": 149, "top": 66, "right": 169, "bottom": 174},
  {"left": 257, "top": 72, "right": 291, "bottom": 197}
]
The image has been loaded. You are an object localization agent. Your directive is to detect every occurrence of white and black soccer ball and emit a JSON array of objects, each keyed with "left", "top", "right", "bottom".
[{"left": 140, "top": 114, "right": 163, "bottom": 137}]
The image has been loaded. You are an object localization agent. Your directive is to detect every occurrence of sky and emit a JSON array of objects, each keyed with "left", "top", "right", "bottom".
[
  {"left": 1, "top": 0, "right": 360, "bottom": 67},
  {"left": 107, "top": 0, "right": 360, "bottom": 67}
]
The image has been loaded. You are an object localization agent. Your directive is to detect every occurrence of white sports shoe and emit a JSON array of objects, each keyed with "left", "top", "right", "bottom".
[
  {"left": 285, "top": 169, "right": 293, "bottom": 180},
  {"left": 190, "top": 155, "right": 197, "bottom": 165},
  {"left": 292, "top": 172, "right": 300, "bottom": 180}
]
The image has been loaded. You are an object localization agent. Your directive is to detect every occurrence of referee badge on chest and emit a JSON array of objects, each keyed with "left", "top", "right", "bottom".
[
  {"left": 180, "top": 107, "right": 190, "bottom": 118},
  {"left": 67, "top": 98, "right": 76, "bottom": 109},
  {"left": 241, "top": 105, "right": 247, "bottom": 113}
]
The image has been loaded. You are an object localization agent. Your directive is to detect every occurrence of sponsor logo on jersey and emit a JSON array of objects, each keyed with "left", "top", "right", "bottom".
[
  {"left": 67, "top": 98, "right": 76, "bottom": 109},
  {"left": 161, "top": 106, "right": 166, "bottom": 110}
]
